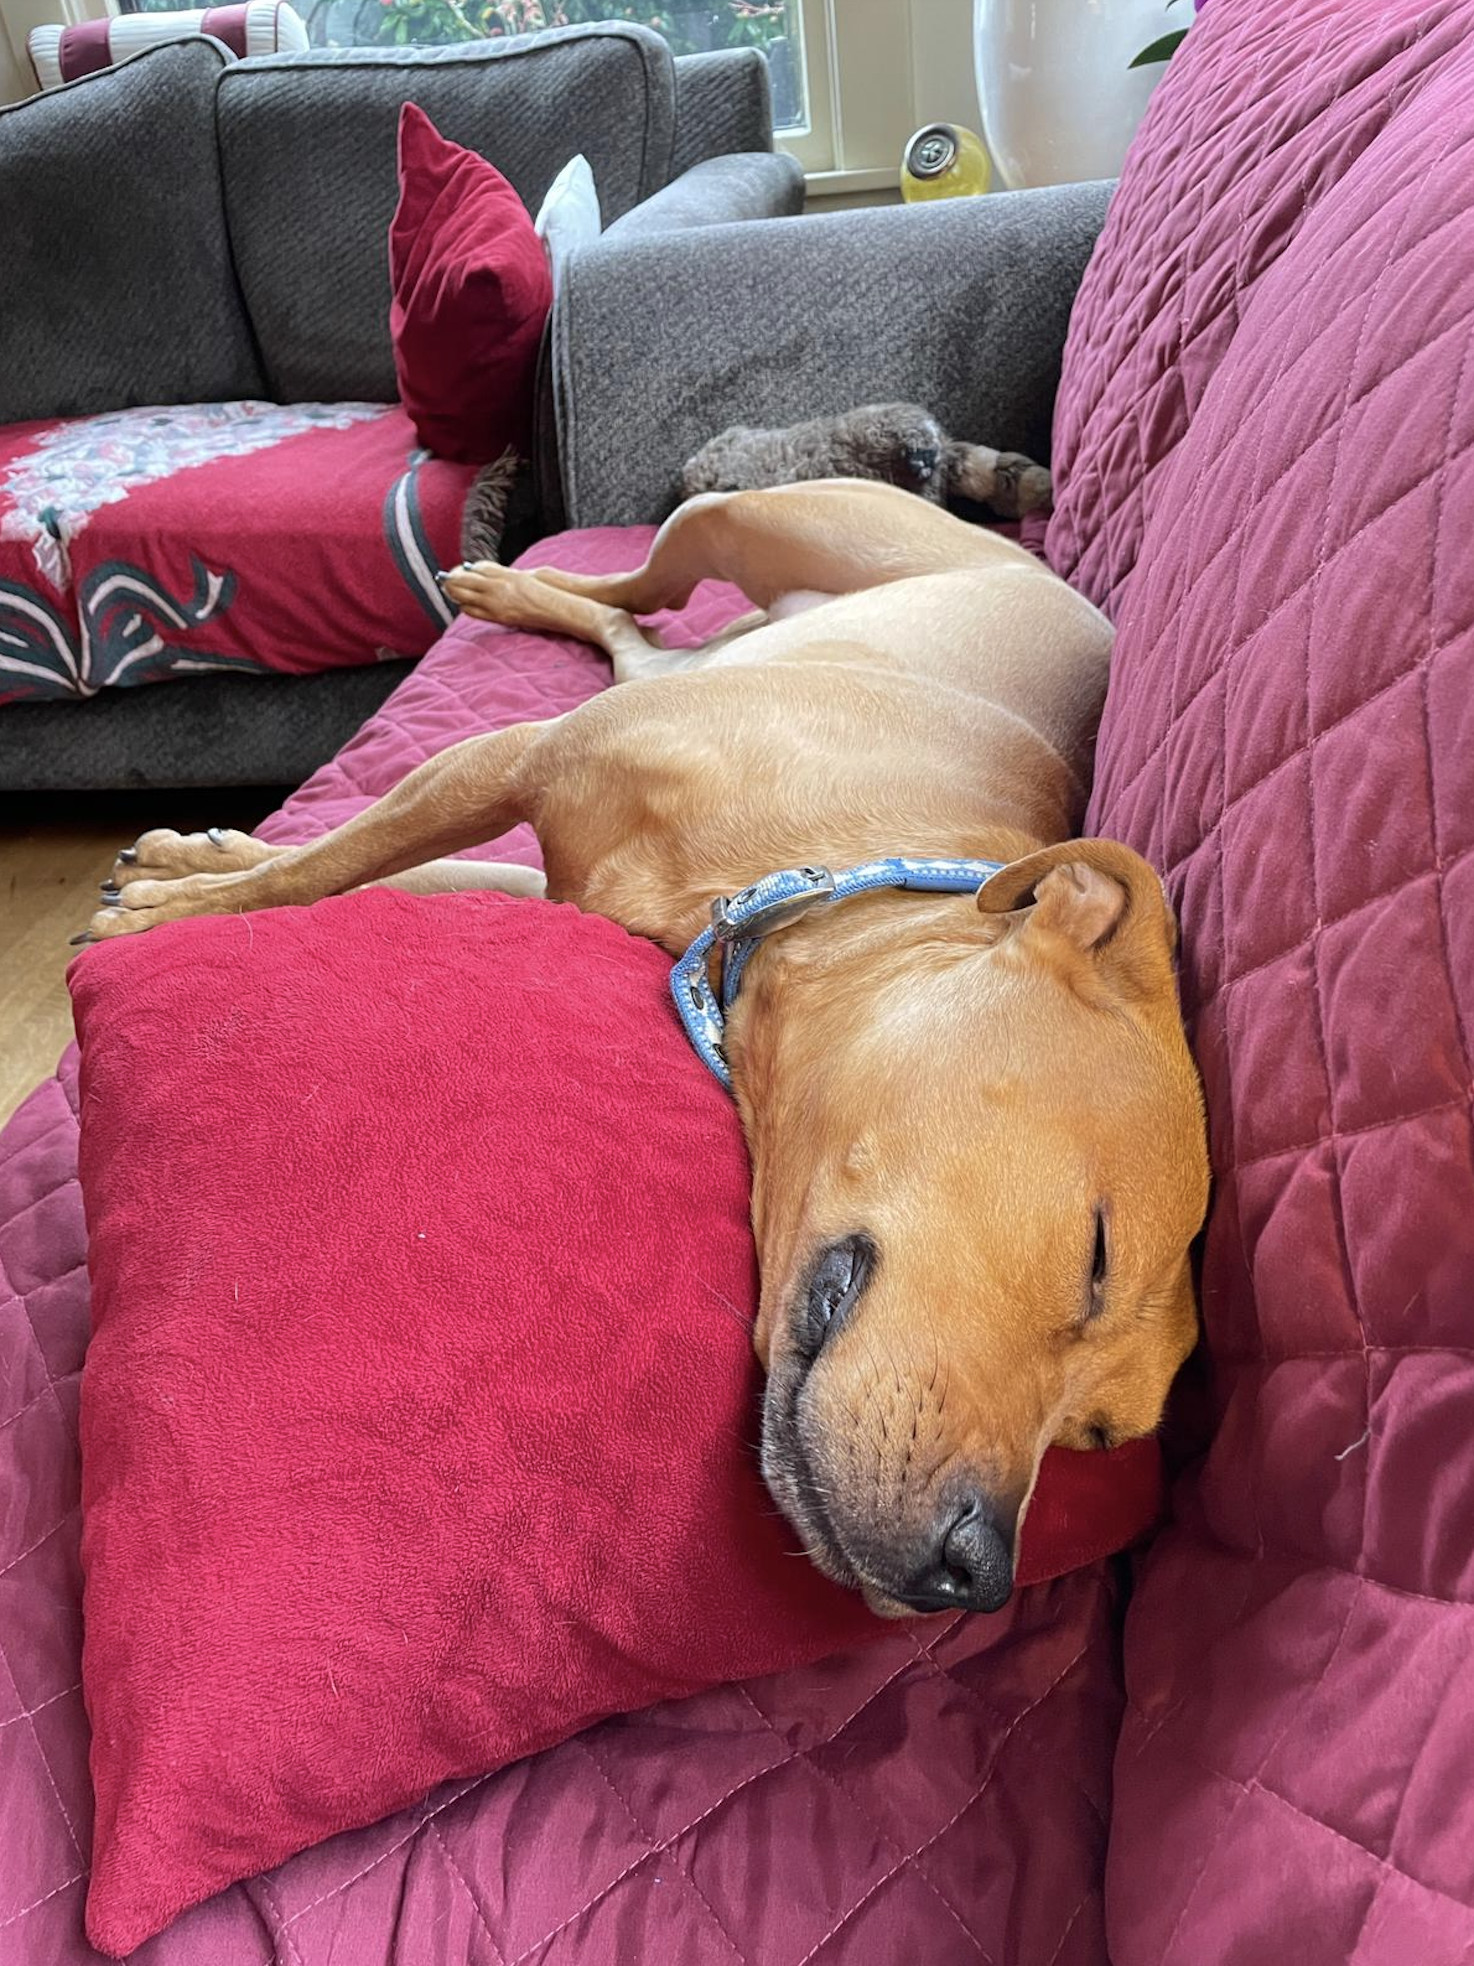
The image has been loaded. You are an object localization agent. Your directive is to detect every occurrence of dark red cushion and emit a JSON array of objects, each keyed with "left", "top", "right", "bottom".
[
  {"left": 389, "top": 103, "right": 552, "bottom": 466},
  {"left": 69, "top": 887, "right": 1162, "bottom": 1956}
]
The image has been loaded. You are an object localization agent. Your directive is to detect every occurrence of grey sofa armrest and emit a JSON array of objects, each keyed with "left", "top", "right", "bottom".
[
  {"left": 551, "top": 181, "right": 1113, "bottom": 528},
  {"left": 671, "top": 47, "right": 775, "bottom": 173},
  {"left": 605, "top": 153, "right": 805, "bottom": 241}
]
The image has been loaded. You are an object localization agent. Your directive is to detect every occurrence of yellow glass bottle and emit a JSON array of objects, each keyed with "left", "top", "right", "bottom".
[{"left": 900, "top": 123, "right": 992, "bottom": 202}]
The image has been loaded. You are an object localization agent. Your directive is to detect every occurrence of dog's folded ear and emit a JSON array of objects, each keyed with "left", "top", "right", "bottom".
[{"left": 976, "top": 840, "right": 1179, "bottom": 999}]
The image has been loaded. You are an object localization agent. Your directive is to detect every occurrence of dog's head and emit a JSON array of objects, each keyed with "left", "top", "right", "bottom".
[{"left": 731, "top": 840, "right": 1209, "bottom": 1617}]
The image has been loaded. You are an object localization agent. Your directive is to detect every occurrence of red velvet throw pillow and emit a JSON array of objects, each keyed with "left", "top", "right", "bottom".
[
  {"left": 70, "top": 889, "right": 1163, "bottom": 1956},
  {"left": 389, "top": 103, "right": 552, "bottom": 465}
]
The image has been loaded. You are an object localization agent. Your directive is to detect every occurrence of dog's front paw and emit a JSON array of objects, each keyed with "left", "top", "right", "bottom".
[
  {"left": 73, "top": 870, "right": 255, "bottom": 946},
  {"left": 108, "top": 827, "right": 272, "bottom": 890}
]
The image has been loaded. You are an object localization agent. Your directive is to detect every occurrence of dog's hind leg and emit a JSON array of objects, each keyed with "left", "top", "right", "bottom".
[
  {"left": 441, "top": 561, "right": 660, "bottom": 679},
  {"left": 504, "top": 481, "right": 1034, "bottom": 617},
  {"left": 442, "top": 560, "right": 764, "bottom": 683},
  {"left": 77, "top": 722, "right": 549, "bottom": 942}
]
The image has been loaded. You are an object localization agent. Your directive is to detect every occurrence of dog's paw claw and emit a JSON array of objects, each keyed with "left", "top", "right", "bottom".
[
  {"left": 117, "top": 847, "right": 138, "bottom": 865},
  {"left": 69, "top": 931, "right": 93, "bottom": 947},
  {"left": 206, "top": 827, "right": 227, "bottom": 849}
]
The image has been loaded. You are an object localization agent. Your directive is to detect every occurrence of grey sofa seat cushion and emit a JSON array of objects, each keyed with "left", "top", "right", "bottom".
[
  {"left": 0, "top": 39, "right": 266, "bottom": 426},
  {"left": 0, "top": 660, "right": 414, "bottom": 791},
  {"left": 218, "top": 27, "right": 677, "bottom": 405}
]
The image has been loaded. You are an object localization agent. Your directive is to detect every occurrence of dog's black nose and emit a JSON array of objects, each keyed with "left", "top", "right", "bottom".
[
  {"left": 903, "top": 446, "right": 940, "bottom": 482},
  {"left": 896, "top": 1496, "right": 1015, "bottom": 1614}
]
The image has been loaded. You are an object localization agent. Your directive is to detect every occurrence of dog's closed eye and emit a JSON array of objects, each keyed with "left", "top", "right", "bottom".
[
  {"left": 1085, "top": 1208, "right": 1109, "bottom": 1323},
  {"left": 803, "top": 1234, "right": 875, "bottom": 1355}
]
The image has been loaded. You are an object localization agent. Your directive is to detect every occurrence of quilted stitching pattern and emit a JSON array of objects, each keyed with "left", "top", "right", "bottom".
[
  {"left": 1053, "top": 1, "right": 1474, "bottom": 1958},
  {"left": 1, "top": 529, "right": 1122, "bottom": 1963},
  {"left": 1046, "top": 0, "right": 1473, "bottom": 621}
]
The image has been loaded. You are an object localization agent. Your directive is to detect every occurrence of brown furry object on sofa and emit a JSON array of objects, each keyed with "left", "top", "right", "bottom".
[{"left": 679, "top": 403, "right": 1053, "bottom": 519}]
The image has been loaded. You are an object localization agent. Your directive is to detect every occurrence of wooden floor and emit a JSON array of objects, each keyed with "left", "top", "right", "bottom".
[{"left": 0, "top": 790, "right": 285, "bottom": 1126}]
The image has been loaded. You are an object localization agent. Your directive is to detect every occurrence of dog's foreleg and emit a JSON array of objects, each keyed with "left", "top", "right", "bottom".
[
  {"left": 77, "top": 725, "right": 547, "bottom": 941},
  {"left": 102, "top": 832, "right": 546, "bottom": 911}
]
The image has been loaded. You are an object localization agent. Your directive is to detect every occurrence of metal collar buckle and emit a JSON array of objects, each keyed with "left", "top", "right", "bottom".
[{"left": 710, "top": 866, "right": 837, "bottom": 942}]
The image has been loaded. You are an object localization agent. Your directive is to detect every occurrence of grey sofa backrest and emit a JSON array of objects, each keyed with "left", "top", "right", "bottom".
[
  {"left": 0, "top": 38, "right": 265, "bottom": 426},
  {"left": 217, "top": 26, "right": 678, "bottom": 406},
  {"left": 669, "top": 46, "right": 775, "bottom": 177}
]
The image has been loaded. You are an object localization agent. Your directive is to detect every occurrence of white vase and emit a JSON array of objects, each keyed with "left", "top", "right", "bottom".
[{"left": 974, "top": 0, "right": 1172, "bottom": 189}]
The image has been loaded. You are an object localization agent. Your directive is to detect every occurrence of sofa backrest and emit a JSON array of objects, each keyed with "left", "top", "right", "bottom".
[
  {"left": 668, "top": 45, "right": 774, "bottom": 178},
  {"left": 0, "top": 38, "right": 265, "bottom": 425},
  {"left": 217, "top": 26, "right": 676, "bottom": 405},
  {"left": 1047, "top": 0, "right": 1474, "bottom": 1956}
]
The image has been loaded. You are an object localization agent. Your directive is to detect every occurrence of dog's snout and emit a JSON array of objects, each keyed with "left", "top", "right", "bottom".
[
  {"left": 903, "top": 445, "right": 940, "bottom": 482},
  {"left": 896, "top": 1495, "right": 1015, "bottom": 1615}
]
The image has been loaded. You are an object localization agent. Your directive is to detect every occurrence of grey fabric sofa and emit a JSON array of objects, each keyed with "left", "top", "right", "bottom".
[
  {"left": 550, "top": 182, "right": 1115, "bottom": 530},
  {"left": 0, "top": 24, "right": 801, "bottom": 792}
]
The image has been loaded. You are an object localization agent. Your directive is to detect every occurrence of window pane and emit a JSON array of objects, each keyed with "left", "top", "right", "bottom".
[{"left": 124, "top": 0, "right": 810, "bottom": 134}]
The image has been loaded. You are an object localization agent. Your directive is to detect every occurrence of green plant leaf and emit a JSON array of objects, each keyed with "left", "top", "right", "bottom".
[{"left": 1130, "top": 26, "right": 1189, "bottom": 66}]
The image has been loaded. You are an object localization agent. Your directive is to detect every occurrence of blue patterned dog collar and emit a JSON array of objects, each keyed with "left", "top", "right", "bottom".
[{"left": 670, "top": 855, "right": 1006, "bottom": 1090}]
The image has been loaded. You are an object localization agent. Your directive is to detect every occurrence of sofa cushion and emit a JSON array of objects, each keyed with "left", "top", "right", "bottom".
[
  {"left": 0, "top": 40, "right": 264, "bottom": 427},
  {"left": 390, "top": 104, "right": 552, "bottom": 465},
  {"left": 27, "top": 3, "right": 307, "bottom": 92},
  {"left": 219, "top": 29, "right": 675, "bottom": 405},
  {"left": 535, "top": 152, "right": 603, "bottom": 282},
  {"left": 1046, "top": 3, "right": 1474, "bottom": 619},
  {"left": 0, "top": 402, "right": 473, "bottom": 701},
  {"left": 1062, "top": 0, "right": 1474, "bottom": 1957}
]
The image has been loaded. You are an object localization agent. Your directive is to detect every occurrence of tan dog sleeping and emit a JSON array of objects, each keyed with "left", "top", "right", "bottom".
[{"left": 82, "top": 481, "right": 1210, "bottom": 1617}]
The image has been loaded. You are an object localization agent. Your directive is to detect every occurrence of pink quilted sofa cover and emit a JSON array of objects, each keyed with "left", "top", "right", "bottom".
[
  {"left": 1051, "top": 0, "right": 1474, "bottom": 1957},
  {"left": 0, "top": 548, "right": 1127, "bottom": 1964}
]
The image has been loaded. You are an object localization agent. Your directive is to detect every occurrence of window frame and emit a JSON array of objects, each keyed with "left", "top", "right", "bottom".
[
  {"left": 782, "top": 0, "right": 971, "bottom": 199},
  {"left": 2, "top": 0, "right": 104, "bottom": 95},
  {"left": 799, "top": 0, "right": 916, "bottom": 177}
]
